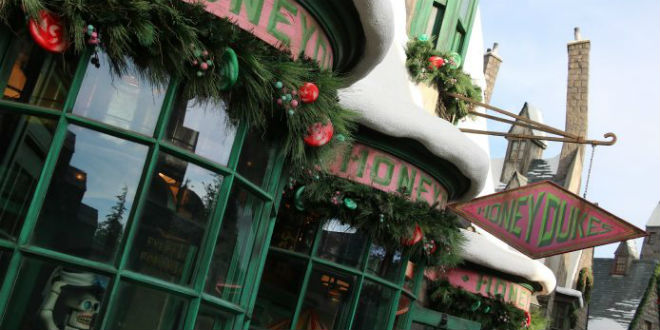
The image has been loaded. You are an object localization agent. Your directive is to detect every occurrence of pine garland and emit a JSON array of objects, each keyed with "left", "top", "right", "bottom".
[
  {"left": 428, "top": 279, "right": 529, "bottom": 330},
  {"left": 0, "top": 0, "right": 357, "bottom": 174},
  {"left": 405, "top": 37, "right": 482, "bottom": 123},
  {"left": 287, "top": 171, "right": 465, "bottom": 268}
]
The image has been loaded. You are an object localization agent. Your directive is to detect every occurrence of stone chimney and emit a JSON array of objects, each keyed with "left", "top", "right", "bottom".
[
  {"left": 556, "top": 27, "right": 590, "bottom": 184},
  {"left": 483, "top": 42, "right": 502, "bottom": 104}
]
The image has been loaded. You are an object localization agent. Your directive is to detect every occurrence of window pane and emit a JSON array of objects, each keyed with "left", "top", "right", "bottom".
[
  {"left": 0, "top": 111, "right": 56, "bottom": 239},
  {"left": 33, "top": 125, "right": 148, "bottom": 262},
  {"left": 296, "top": 266, "right": 356, "bottom": 329},
  {"left": 166, "top": 95, "right": 237, "bottom": 166},
  {"left": 195, "top": 304, "right": 234, "bottom": 330},
  {"left": 1, "top": 31, "right": 78, "bottom": 110},
  {"left": 393, "top": 294, "right": 412, "bottom": 330},
  {"left": 425, "top": 3, "right": 445, "bottom": 47},
  {"left": 73, "top": 53, "right": 166, "bottom": 135},
  {"left": 366, "top": 243, "right": 404, "bottom": 283},
  {"left": 351, "top": 280, "right": 396, "bottom": 330},
  {"left": 0, "top": 249, "right": 11, "bottom": 284},
  {"left": 1, "top": 258, "right": 110, "bottom": 330},
  {"left": 128, "top": 154, "right": 222, "bottom": 284},
  {"left": 106, "top": 282, "right": 187, "bottom": 330},
  {"left": 316, "top": 219, "right": 368, "bottom": 268},
  {"left": 252, "top": 252, "right": 307, "bottom": 329},
  {"left": 205, "top": 185, "right": 264, "bottom": 303},
  {"left": 270, "top": 201, "right": 318, "bottom": 255},
  {"left": 236, "top": 130, "right": 275, "bottom": 186},
  {"left": 459, "top": 0, "right": 472, "bottom": 21}
]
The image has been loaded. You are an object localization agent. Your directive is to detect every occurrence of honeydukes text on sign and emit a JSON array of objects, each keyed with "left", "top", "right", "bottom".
[
  {"left": 450, "top": 181, "right": 647, "bottom": 259},
  {"left": 190, "top": 0, "right": 334, "bottom": 68},
  {"left": 328, "top": 143, "right": 448, "bottom": 209}
]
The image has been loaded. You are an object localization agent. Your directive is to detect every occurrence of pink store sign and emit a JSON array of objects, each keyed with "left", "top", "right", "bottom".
[
  {"left": 328, "top": 143, "right": 448, "bottom": 209},
  {"left": 450, "top": 181, "right": 647, "bottom": 259},
  {"left": 188, "top": 0, "right": 334, "bottom": 68},
  {"left": 436, "top": 268, "right": 533, "bottom": 312}
]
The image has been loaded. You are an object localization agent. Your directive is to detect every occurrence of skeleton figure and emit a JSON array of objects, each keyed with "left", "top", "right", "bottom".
[{"left": 38, "top": 268, "right": 103, "bottom": 330}]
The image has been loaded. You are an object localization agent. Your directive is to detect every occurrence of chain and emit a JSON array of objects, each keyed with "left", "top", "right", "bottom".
[{"left": 583, "top": 145, "right": 596, "bottom": 198}]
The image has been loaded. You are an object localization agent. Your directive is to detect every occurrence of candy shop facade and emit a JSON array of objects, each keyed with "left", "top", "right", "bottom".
[{"left": 0, "top": 1, "right": 555, "bottom": 330}]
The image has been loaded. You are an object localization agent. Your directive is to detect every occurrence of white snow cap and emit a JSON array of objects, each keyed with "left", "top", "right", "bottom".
[
  {"left": 461, "top": 229, "right": 557, "bottom": 294},
  {"left": 339, "top": 0, "right": 489, "bottom": 201},
  {"left": 342, "top": 0, "right": 395, "bottom": 85}
]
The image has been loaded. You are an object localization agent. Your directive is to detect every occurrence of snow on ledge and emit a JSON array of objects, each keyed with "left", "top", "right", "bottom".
[
  {"left": 461, "top": 229, "right": 557, "bottom": 294},
  {"left": 555, "top": 286, "right": 584, "bottom": 308}
]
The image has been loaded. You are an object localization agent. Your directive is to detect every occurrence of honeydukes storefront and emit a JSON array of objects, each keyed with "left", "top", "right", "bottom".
[{"left": 0, "top": 0, "right": 392, "bottom": 329}]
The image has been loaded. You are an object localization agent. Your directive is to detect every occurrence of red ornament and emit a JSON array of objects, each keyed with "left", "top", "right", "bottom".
[
  {"left": 427, "top": 56, "right": 444, "bottom": 69},
  {"left": 28, "top": 10, "right": 68, "bottom": 53},
  {"left": 524, "top": 311, "right": 531, "bottom": 328},
  {"left": 303, "top": 122, "right": 334, "bottom": 147},
  {"left": 299, "top": 82, "right": 319, "bottom": 103},
  {"left": 402, "top": 224, "right": 424, "bottom": 246}
]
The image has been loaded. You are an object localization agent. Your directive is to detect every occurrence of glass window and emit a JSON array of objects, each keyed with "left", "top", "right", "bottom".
[
  {"left": 166, "top": 94, "right": 237, "bottom": 166},
  {"left": 0, "top": 249, "right": 11, "bottom": 283},
  {"left": 366, "top": 243, "right": 404, "bottom": 283},
  {"left": 32, "top": 125, "right": 148, "bottom": 262},
  {"left": 425, "top": 3, "right": 446, "bottom": 47},
  {"left": 205, "top": 185, "right": 265, "bottom": 303},
  {"left": 106, "top": 282, "right": 187, "bottom": 330},
  {"left": 270, "top": 201, "right": 318, "bottom": 254},
  {"left": 252, "top": 252, "right": 307, "bottom": 329},
  {"left": 194, "top": 305, "right": 234, "bottom": 330},
  {"left": 316, "top": 219, "right": 368, "bottom": 268},
  {"left": 236, "top": 130, "right": 275, "bottom": 186},
  {"left": 73, "top": 53, "right": 166, "bottom": 135},
  {"left": 297, "top": 266, "right": 355, "bottom": 329},
  {"left": 1, "top": 30, "right": 78, "bottom": 110},
  {"left": 351, "top": 280, "right": 396, "bottom": 330},
  {"left": 1, "top": 258, "right": 110, "bottom": 330},
  {"left": 128, "top": 154, "right": 222, "bottom": 284},
  {"left": 0, "top": 111, "right": 56, "bottom": 239}
]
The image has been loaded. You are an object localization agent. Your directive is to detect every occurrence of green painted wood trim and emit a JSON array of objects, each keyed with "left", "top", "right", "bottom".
[{"left": 295, "top": 0, "right": 365, "bottom": 73}]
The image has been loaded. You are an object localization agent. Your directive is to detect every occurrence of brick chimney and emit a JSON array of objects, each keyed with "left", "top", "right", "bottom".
[
  {"left": 556, "top": 28, "right": 590, "bottom": 184},
  {"left": 483, "top": 42, "right": 502, "bottom": 104}
]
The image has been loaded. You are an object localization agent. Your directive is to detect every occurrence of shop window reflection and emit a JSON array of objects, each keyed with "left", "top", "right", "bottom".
[
  {"left": 0, "top": 249, "right": 11, "bottom": 285},
  {"left": 0, "top": 111, "right": 56, "bottom": 239},
  {"left": 128, "top": 154, "right": 222, "bottom": 284},
  {"left": 296, "top": 267, "right": 355, "bottom": 330},
  {"left": 205, "top": 185, "right": 264, "bottom": 303},
  {"left": 166, "top": 94, "right": 237, "bottom": 166},
  {"left": 366, "top": 243, "right": 404, "bottom": 283},
  {"left": 0, "top": 258, "right": 110, "bottom": 330},
  {"left": 73, "top": 53, "right": 166, "bottom": 135},
  {"left": 270, "top": 200, "right": 318, "bottom": 254},
  {"left": 236, "top": 130, "right": 275, "bottom": 186},
  {"left": 194, "top": 305, "right": 234, "bottom": 330},
  {"left": 351, "top": 280, "right": 395, "bottom": 330},
  {"left": 316, "top": 220, "right": 368, "bottom": 268},
  {"left": 1, "top": 30, "right": 78, "bottom": 110},
  {"left": 105, "top": 282, "right": 187, "bottom": 330},
  {"left": 32, "top": 125, "right": 148, "bottom": 262},
  {"left": 252, "top": 252, "right": 307, "bottom": 329}
]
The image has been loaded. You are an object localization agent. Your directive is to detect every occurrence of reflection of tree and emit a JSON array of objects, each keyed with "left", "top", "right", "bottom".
[
  {"left": 95, "top": 185, "right": 127, "bottom": 253},
  {"left": 202, "top": 175, "right": 223, "bottom": 218}
]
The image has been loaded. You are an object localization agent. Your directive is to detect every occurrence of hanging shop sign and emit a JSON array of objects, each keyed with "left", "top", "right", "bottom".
[
  {"left": 328, "top": 143, "right": 448, "bottom": 208},
  {"left": 449, "top": 181, "right": 647, "bottom": 259},
  {"left": 426, "top": 268, "right": 533, "bottom": 312},
  {"left": 188, "top": 0, "right": 334, "bottom": 69}
]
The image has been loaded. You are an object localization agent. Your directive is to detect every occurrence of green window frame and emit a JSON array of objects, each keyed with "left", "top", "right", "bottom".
[
  {"left": 0, "top": 28, "right": 287, "bottom": 330},
  {"left": 409, "top": 0, "right": 480, "bottom": 62}
]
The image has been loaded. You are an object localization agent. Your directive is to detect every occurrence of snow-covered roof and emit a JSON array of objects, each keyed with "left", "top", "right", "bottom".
[
  {"left": 555, "top": 286, "right": 584, "bottom": 308},
  {"left": 460, "top": 229, "right": 556, "bottom": 294},
  {"left": 524, "top": 103, "right": 546, "bottom": 137},
  {"left": 646, "top": 202, "right": 660, "bottom": 227},
  {"left": 339, "top": 0, "right": 489, "bottom": 201}
]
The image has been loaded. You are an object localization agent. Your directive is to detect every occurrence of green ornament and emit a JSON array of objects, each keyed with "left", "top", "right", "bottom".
[
  {"left": 206, "top": 60, "right": 213, "bottom": 66},
  {"left": 470, "top": 301, "right": 481, "bottom": 311},
  {"left": 196, "top": 71, "right": 204, "bottom": 77},
  {"left": 449, "top": 52, "right": 462, "bottom": 69},
  {"left": 294, "top": 186, "right": 305, "bottom": 211},
  {"left": 286, "top": 94, "right": 292, "bottom": 101},
  {"left": 288, "top": 109, "right": 295, "bottom": 116},
  {"left": 379, "top": 214, "right": 384, "bottom": 223},
  {"left": 418, "top": 34, "right": 429, "bottom": 41},
  {"left": 193, "top": 49, "right": 202, "bottom": 57},
  {"left": 87, "top": 24, "right": 95, "bottom": 36},
  {"left": 274, "top": 81, "right": 283, "bottom": 89},
  {"left": 218, "top": 47, "right": 239, "bottom": 91},
  {"left": 335, "top": 134, "right": 346, "bottom": 142},
  {"left": 483, "top": 306, "right": 491, "bottom": 313},
  {"left": 343, "top": 198, "right": 357, "bottom": 210}
]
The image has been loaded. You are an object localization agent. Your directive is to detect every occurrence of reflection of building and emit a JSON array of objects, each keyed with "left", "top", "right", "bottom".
[{"left": 588, "top": 204, "right": 660, "bottom": 330}]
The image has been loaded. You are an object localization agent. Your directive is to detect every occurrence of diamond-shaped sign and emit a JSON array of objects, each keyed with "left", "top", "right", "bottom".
[{"left": 449, "top": 181, "right": 647, "bottom": 259}]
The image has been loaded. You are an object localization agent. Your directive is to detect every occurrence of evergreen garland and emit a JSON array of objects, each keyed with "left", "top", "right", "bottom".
[
  {"left": 405, "top": 37, "right": 482, "bottom": 124},
  {"left": 0, "top": 0, "right": 356, "bottom": 174},
  {"left": 287, "top": 171, "right": 465, "bottom": 268},
  {"left": 428, "top": 279, "right": 529, "bottom": 330},
  {"left": 568, "top": 267, "right": 593, "bottom": 328}
]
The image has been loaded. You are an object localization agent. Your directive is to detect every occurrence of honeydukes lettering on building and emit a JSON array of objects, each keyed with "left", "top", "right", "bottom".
[{"left": 190, "top": 0, "right": 334, "bottom": 68}]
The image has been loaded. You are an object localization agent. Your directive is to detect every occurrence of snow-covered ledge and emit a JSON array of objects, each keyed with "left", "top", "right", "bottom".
[
  {"left": 461, "top": 229, "right": 557, "bottom": 294},
  {"left": 339, "top": 0, "right": 489, "bottom": 201}
]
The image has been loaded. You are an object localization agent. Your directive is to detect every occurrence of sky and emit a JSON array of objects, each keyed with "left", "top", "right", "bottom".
[{"left": 479, "top": 0, "right": 660, "bottom": 258}]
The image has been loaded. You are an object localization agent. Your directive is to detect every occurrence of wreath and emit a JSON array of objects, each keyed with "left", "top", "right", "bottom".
[
  {"left": 0, "top": 0, "right": 357, "bottom": 175},
  {"left": 405, "top": 36, "right": 482, "bottom": 124}
]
